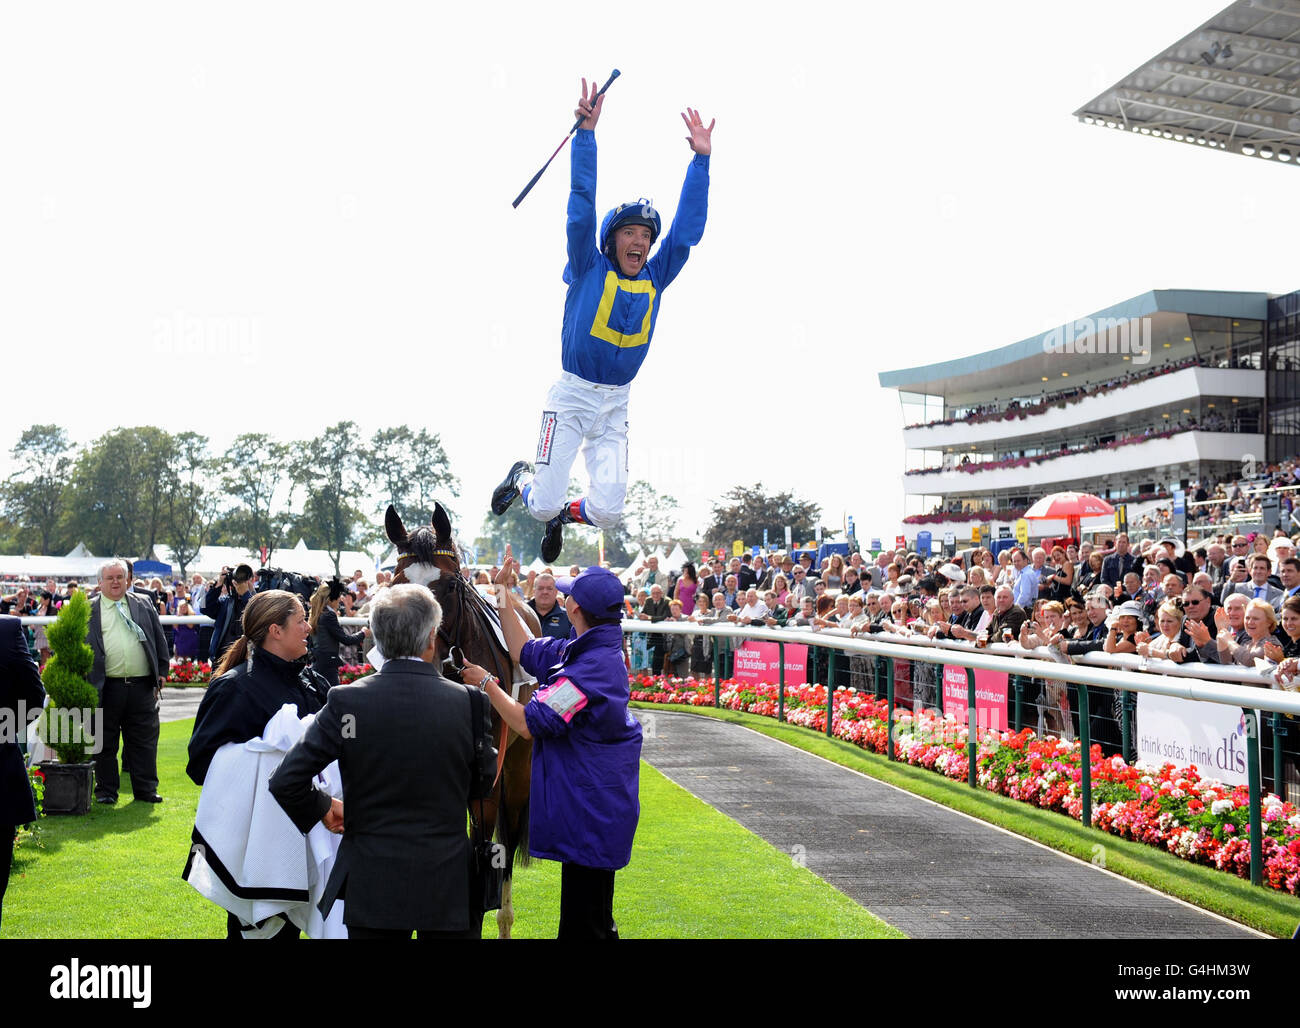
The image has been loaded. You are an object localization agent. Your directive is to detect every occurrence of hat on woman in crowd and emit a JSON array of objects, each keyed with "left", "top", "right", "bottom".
[
  {"left": 1106, "top": 600, "right": 1147, "bottom": 627},
  {"left": 936, "top": 563, "right": 965, "bottom": 584}
]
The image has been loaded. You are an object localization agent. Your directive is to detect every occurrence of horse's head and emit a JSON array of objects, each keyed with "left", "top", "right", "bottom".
[{"left": 385, "top": 502, "right": 462, "bottom": 589}]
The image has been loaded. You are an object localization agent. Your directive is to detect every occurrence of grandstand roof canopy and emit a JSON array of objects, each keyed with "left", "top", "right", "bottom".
[
  {"left": 876, "top": 288, "right": 1268, "bottom": 396},
  {"left": 1074, "top": 0, "right": 1300, "bottom": 165}
]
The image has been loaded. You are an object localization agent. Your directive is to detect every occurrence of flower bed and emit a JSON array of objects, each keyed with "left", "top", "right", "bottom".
[
  {"left": 629, "top": 674, "right": 1300, "bottom": 895},
  {"left": 167, "top": 658, "right": 213, "bottom": 684},
  {"left": 166, "top": 658, "right": 374, "bottom": 686}
]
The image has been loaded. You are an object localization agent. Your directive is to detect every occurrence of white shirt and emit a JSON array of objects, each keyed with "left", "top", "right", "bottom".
[{"left": 735, "top": 601, "right": 770, "bottom": 623}]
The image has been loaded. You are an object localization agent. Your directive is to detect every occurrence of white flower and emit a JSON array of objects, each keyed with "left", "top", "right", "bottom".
[{"left": 1210, "top": 799, "right": 1235, "bottom": 816}]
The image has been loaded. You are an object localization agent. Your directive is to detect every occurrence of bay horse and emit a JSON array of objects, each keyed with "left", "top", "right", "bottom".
[{"left": 383, "top": 502, "right": 539, "bottom": 939}]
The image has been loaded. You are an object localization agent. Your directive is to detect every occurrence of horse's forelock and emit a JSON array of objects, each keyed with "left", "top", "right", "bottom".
[
  {"left": 402, "top": 525, "right": 440, "bottom": 566},
  {"left": 401, "top": 524, "right": 463, "bottom": 572}
]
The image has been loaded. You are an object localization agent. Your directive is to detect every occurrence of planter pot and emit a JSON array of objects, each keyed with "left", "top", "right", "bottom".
[{"left": 36, "top": 761, "right": 95, "bottom": 815}]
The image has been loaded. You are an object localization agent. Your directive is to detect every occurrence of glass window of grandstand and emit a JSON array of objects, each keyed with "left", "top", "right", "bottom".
[
  {"left": 906, "top": 494, "right": 944, "bottom": 519},
  {"left": 1186, "top": 315, "right": 1265, "bottom": 370},
  {"left": 1267, "top": 307, "right": 1300, "bottom": 462},
  {"left": 900, "top": 392, "right": 944, "bottom": 428}
]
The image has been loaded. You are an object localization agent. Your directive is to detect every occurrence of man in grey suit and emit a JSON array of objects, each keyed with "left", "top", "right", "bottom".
[
  {"left": 269, "top": 584, "right": 496, "bottom": 939},
  {"left": 1223, "top": 553, "right": 1284, "bottom": 610},
  {"left": 87, "top": 558, "right": 170, "bottom": 805}
]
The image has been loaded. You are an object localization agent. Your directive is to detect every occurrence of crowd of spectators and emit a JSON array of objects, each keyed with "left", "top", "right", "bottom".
[
  {"left": 907, "top": 426, "right": 1187, "bottom": 478},
  {"left": 905, "top": 354, "right": 1212, "bottom": 430}
]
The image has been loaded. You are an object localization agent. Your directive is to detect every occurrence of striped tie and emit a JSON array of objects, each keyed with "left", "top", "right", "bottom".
[{"left": 116, "top": 599, "right": 148, "bottom": 643}]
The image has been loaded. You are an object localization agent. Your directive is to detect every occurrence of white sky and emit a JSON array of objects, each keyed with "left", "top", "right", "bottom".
[{"left": 4, "top": 1, "right": 1298, "bottom": 548}]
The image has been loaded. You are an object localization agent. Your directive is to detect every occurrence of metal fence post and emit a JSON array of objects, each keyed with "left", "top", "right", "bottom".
[
  {"left": 966, "top": 666, "right": 977, "bottom": 789},
  {"left": 825, "top": 674, "right": 835, "bottom": 739},
  {"left": 777, "top": 641, "right": 786, "bottom": 724},
  {"left": 1013, "top": 675, "right": 1024, "bottom": 732},
  {"left": 828, "top": 647, "right": 838, "bottom": 692},
  {"left": 1122, "top": 690, "right": 1137, "bottom": 764},
  {"left": 712, "top": 637, "right": 720, "bottom": 709},
  {"left": 1271, "top": 712, "right": 1286, "bottom": 799},
  {"left": 1078, "top": 682, "right": 1092, "bottom": 829},
  {"left": 1120, "top": 687, "right": 1131, "bottom": 764},
  {"left": 886, "top": 659, "right": 896, "bottom": 762},
  {"left": 1246, "top": 708, "right": 1263, "bottom": 887}
]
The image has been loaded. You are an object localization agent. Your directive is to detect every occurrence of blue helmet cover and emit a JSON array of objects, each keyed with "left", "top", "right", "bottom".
[{"left": 599, "top": 199, "right": 661, "bottom": 255}]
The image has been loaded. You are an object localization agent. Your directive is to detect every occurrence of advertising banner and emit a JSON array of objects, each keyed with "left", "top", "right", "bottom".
[
  {"left": 732, "top": 641, "right": 808, "bottom": 687},
  {"left": 941, "top": 665, "right": 1009, "bottom": 732},
  {"left": 1137, "top": 693, "right": 1254, "bottom": 787}
]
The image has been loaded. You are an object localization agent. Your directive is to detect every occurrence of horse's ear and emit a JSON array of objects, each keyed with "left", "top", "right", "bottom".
[
  {"left": 385, "top": 505, "right": 408, "bottom": 546},
  {"left": 432, "top": 502, "right": 452, "bottom": 542}
]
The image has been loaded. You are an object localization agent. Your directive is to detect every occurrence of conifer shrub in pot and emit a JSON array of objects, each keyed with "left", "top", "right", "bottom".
[{"left": 37, "top": 591, "right": 99, "bottom": 814}]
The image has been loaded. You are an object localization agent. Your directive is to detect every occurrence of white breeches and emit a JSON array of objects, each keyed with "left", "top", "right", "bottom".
[{"left": 526, "top": 372, "right": 630, "bottom": 529}]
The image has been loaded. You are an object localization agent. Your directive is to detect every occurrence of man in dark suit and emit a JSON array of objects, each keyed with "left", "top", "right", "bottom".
[
  {"left": 2, "top": 614, "right": 44, "bottom": 931},
  {"left": 735, "top": 556, "right": 757, "bottom": 592},
  {"left": 699, "top": 558, "right": 726, "bottom": 601},
  {"left": 87, "top": 558, "right": 170, "bottom": 805},
  {"left": 269, "top": 584, "right": 496, "bottom": 939}
]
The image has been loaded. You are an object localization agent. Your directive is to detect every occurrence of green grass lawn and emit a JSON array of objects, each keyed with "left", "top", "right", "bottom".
[
  {"left": 632, "top": 703, "right": 1300, "bottom": 939},
  {"left": 7, "top": 719, "right": 899, "bottom": 939}
]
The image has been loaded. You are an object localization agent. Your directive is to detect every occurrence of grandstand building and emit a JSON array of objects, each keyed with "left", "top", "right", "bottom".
[{"left": 879, "top": 287, "right": 1300, "bottom": 544}]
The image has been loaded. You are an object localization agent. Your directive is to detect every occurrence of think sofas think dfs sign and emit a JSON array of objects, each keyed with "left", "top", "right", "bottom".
[{"left": 1136, "top": 693, "right": 1254, "bottom": 787}]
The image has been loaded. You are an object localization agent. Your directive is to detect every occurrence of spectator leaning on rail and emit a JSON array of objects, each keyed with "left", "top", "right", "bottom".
[{"left": 464, "top": 552, "right": 642, "bottom": 940}]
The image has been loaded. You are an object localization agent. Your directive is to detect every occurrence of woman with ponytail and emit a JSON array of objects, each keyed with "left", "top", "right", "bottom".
[
  {"left": 309, "top": 579, "right": 368, "bottom": 687},
  {"left": 185, "top": 590, "right": 332, "bottom": 940}
]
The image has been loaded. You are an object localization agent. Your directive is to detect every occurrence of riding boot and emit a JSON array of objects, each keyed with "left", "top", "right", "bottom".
[{"left": 491, "top": 461, "right": 533, "bottom": 516}]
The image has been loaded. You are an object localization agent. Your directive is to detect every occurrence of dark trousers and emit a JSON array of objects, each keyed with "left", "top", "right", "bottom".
[
  {"left": 558, "top": 863, "right": 618, "bottom": 940},
  {"left": 1, "top": 824, "right": 12, "bottom": 932},
  {"left": 225, "top": 911, "right": 300, "bottom": 940},
  {"left": 313, "top": 659, "right": 340, "bottom": 688},
  {"left": 347, "top": 924, "right": 479, "bottom": 940},
  {"left": 95, "top": 676, "right": 160, "bottom": 801},
  {"left": 646, "top": 637, "right": 667, "bottom": 676}
]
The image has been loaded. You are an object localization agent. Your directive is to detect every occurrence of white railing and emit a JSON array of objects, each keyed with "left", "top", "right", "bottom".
[{"left": 620, "top": 619, "right": 1300, "bottom": 887}]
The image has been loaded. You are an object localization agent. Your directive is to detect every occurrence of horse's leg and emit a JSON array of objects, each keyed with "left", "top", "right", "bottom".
[
  {"left": 496, "top": 722, "right": 534, "bottom": 940},
  {"left": 472, "top": 792, "right": 499, "bottom": 938}
]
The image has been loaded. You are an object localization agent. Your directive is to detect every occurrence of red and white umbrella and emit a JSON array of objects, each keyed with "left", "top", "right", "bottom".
[
  {"left": 1023, "top": 492, "right": 1115, "bottom": 521},
  {"left": 1023, "top": 491, "right": 1115, "bottom": 544}
]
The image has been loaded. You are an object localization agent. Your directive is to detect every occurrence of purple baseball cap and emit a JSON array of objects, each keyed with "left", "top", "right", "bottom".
[{"left": 554, "top": 566, "right": 625, "bottom": 618}]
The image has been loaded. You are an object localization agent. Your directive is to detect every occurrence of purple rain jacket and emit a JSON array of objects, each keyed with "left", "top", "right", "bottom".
[{"left": 520, "top": 622, "right": 642, "bottom": 870}]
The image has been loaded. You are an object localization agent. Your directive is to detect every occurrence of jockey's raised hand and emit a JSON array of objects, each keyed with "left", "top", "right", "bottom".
[
  {"left": 576, "top": 78, "right": 604, "bottom": 131},
  {"left": 681, "top": 107, "right": 715, "bottom": 155}
]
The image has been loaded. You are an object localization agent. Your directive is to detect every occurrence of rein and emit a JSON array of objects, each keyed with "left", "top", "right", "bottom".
[{"left": 434, "top": 573, "right": 511, "bottom": 789}]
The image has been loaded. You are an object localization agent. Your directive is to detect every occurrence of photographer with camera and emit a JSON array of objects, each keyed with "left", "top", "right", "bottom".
[{"left": 203, "top": 564, "right": 256, "bottom": 665}]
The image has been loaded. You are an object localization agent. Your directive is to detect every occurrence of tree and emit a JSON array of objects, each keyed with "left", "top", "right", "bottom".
[
  {"left": 61, "top": 427, "right": 176, "bottom": 558},
  {"left": 704, "top": 486, "right": 830, "bottom": 551},
  {"left": 2, "top": 425, "right": 75, "bottom": 554},
  {"left": 365, "top": 426, "right": 459, "bottom": 526},
  {"left": 291, "top": 423, "right": 370, "bottom": 575},
  {"left": 165, "top": 432, "right": 220, "bottom": 578},
  {"left": 622, "top": 479, "right": 681, "bottom": 551},
  {"left": 220, "top": 433, "right": 291, "bottom": 561}
]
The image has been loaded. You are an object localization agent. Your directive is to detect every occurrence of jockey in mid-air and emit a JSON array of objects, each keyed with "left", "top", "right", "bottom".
[{"left": 492, "top": 78, "right": 714, "bottom": 562}]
